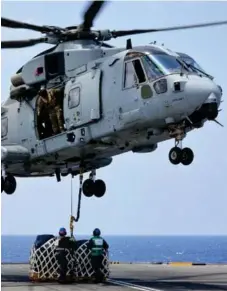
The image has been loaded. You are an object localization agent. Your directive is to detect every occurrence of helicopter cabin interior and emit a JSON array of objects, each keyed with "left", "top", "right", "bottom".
[{"left": 35, "top": 52, "right": 66, "bottom": 140}]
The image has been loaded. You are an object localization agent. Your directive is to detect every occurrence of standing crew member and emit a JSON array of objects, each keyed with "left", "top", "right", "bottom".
[
  {"left": 87, "top": 228, "right": 109, "bottom": 283},
  {"left": 55, "top": 227, "right": 76, "bottom": 284},
  {"left": 48, "top": 87, "right": 65, "bottom": 134},
  {"left": 37, "top": 87, "right": 64, "bottom": 135},
  {"left": 37, "top": 88, "right": 53, "bottom": 138}
]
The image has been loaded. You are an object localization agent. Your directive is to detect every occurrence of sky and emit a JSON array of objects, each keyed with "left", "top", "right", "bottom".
[{"left": 1, "top": 0, "right": 227, "bottom": 236}]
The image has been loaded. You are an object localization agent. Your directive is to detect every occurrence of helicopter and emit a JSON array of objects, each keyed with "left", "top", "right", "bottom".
[{"left": 1, "top": 1, "right": 227, "bottom": 197}]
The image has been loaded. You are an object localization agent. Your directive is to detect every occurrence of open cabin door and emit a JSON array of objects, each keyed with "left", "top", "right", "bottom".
[{"left": 64, "top": 69, "right": 102, "bottom": 129}]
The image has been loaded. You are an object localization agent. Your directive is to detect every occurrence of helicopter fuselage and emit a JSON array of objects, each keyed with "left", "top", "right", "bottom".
[
  {"left": 1, "top": 0, "right": 226, "bottom": 199},
  {"left": 1, "top": 44, "right": 222, "bottom": 181}
]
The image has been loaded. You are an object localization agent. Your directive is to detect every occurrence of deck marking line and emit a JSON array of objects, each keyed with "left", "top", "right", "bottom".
[{"left": 108, "top": 279, "right": 163, "bottom": 291}]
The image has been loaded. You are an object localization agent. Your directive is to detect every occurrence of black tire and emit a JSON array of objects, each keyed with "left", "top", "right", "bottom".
[
  {"left": 1, "top": 176, "right": 5, "bottom": 193},
  {"left": 4, "top": 175, "right": 17, "bottom": 195},
  {"left": 181, "top": 147, "right": 194, "bottom": 166},
  {"left": 82, "top": 179, "right": 94, "bottom": 197},
  {"left": 94, "top": 180, "right": 106, "bottom": 198},
  {"left": 168, "top": 147, "right": 182, "bottom": 165}
]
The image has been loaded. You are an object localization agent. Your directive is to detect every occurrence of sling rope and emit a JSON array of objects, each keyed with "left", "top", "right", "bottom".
[
  {"left": 69, "top": 170, "right": 84, "bottom": 237},
  {"left": 70, "top": 176, "right": 74, "bottom": 237}
]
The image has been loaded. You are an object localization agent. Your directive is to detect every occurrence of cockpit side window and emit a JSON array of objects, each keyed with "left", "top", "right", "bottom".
[
  {"left": 124, "top": 61, "right": 138, "bottom": 88},
  {"left": 132, "top": 59, "right": 146, "bottom": 83},
  {"left": 123, "top": 58, "right": 146, "bottom": 89}
]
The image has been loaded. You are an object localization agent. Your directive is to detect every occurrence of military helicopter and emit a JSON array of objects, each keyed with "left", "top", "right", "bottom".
[{"left": 1, "top": 1, "right": 226, "bottom": 197}]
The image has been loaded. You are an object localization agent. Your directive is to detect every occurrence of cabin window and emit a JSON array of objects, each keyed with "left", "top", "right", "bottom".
[
  {"left": 124, "top": 59, "right": 146, "bottom": 89},
  {"left": 68, "top": 87, "right": 80, "bottom": 109},
  {"left": 1, "top": 117, "right": 8, "bottom": 138}
]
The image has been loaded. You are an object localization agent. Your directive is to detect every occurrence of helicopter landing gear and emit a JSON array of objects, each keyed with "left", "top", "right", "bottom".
[
  {"left": 1, "top": 174, "right": 17, "bottom": 195},
  {"left": 1, "top": 176, "right": 5, "bottom": 193},
  {"left": 168, "top": 123, "right": 194, "bottom": 166},
  {"left": 82, "top": 169, "right": 106, "bottom": 198},
  {"left": 169, "top": 145, "right": 194, "bottom": 166}
]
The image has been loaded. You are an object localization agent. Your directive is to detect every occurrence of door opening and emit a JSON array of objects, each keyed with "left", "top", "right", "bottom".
[{"left": 35, "top": 86, "right": 65, "bottom": 140}]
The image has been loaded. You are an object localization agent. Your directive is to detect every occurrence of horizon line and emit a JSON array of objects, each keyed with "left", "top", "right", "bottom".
[{"left": 2, "top": 234, "right": 227, "bottom": 236}]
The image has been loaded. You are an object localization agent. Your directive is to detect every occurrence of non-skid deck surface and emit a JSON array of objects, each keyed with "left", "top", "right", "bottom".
[{"left": 2, "top": 263, "right": 227, "bottom": 291}]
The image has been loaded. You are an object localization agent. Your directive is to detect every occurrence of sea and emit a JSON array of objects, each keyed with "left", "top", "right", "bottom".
[{"left": 1, "top": 235, "right": 227, "bottom": 264}]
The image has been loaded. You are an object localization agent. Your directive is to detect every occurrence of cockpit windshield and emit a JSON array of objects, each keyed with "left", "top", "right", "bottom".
[
  {"left": 178, "top": 54, "right": 203, "bottom": 70},
  {"left": 123, "top": 49, "right": 209, "bottom": 90},
  {"left": 140, "top": 55, "right": 164, "bottom": 80},
  {"left": 148, "top": 52, "right": 186, "bottom": 75},
  {"left": 176, "top": 52, "right": 212, "bottom": 78}
]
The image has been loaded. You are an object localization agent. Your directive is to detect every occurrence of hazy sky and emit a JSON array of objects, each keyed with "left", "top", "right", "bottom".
[{"left": 1, "top": 1, "right": 227, "bottom": 236}]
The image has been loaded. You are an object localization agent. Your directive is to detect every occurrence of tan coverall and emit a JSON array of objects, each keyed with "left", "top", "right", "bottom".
[
  {"left": 37, "top": 88, "right": 64, "bottom": 135},
  {"left": 47, "top": 88, "right": 64, "bottom": 134},
  {"left": 37, "top": 95, "right": 51, "bottom": 138}
]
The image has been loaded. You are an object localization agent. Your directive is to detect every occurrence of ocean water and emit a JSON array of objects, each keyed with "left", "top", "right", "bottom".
[{"left": 1, "top": 235, "right": 227, "bottom": 264}]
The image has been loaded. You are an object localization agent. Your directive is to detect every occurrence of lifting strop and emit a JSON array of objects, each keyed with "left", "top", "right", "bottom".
[{"left": 70, "top": 171, "right": 84, "bottom": 237}]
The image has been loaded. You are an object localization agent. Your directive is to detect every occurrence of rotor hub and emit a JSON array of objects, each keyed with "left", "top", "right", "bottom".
[{"left": 1, "top": 2, "right": 227, "bottom": 49}]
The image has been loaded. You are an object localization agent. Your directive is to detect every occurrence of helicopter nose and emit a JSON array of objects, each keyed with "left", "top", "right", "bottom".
[
  {"left": 198, "top": 82, "right": 222, "bottom": 121},
  {"left": 204, "top": 83, "right": 222, "bottom": 106},
  {"left": 184, "top": 76, "right": 221, "bottom": 111}
]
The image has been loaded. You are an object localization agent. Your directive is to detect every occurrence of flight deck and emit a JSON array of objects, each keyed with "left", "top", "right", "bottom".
[{"left": 2, "top": 263, "right": 227, "bottom": 291}]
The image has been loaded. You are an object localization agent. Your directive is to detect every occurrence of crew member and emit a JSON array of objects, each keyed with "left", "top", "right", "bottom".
[
  {"left": 87, "top": 228, "right": 109, "bottom": 283},
  {"left": 37, "top": 88, "right": 52, "bottom": 138},
  {"left": 55, "top": 227, "right": 77, "bottom": 284},
  {"left": 37, "top": 87, "right": 64, "bottom": 135},
  {"left": 48, "top": 87, "right": 65, "bottom": 134}
]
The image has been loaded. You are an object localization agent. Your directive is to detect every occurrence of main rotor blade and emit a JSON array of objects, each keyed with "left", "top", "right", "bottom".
[
  {"left": 82, "top": 0, "right": 106, "bottom": 30},
  {"left": 1, "top": 37, "right": 47, "bottom": 49},
  {"left": 1, "top": 17, "right": 55, "bottom": 33},
  {"left": 111, "top": 20, "right": 227, "bottom": 38}
]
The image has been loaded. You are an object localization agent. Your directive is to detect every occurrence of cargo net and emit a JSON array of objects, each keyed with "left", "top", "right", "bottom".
[{"left": 29, "top": 236, "right": 110, "bottom": 281}]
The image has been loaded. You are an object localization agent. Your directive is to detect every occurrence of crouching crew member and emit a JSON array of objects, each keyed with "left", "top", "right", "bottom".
[
  {"left": 55, "top": 227, "right": 77, "bottom": 284},
  {"left": 87, "top": 228, "right": 109, "bottom": 283}
]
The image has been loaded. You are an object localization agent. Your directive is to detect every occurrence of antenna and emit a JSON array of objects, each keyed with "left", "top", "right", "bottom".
[{"left": 126, "top": 39, "right": 132, "bottom": 49}]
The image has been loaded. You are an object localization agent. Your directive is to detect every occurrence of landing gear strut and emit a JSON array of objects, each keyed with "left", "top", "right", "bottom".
[
  {"left": 82, "top": 169, "right": 106, "bottom": 198},
  {"left": 168, "top": 123, "right": 194, "bottom": 166}
]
